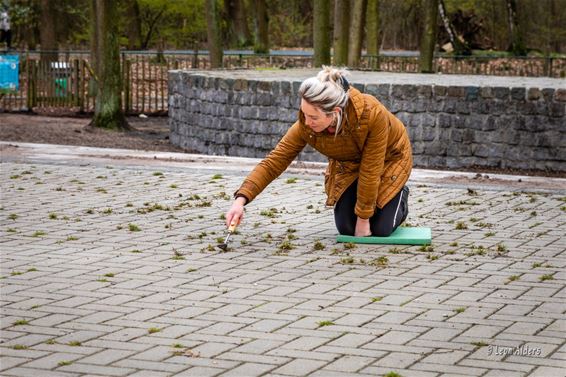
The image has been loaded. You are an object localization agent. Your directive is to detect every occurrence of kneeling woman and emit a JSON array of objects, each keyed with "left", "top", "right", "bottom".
[{"left": 226, "top": 67, "right": 413, "bottom": 237}]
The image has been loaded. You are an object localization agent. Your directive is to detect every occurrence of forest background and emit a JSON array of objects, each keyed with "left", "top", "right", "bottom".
[{"left": 4, "top": 0, "right": 565, "bottom": 57}]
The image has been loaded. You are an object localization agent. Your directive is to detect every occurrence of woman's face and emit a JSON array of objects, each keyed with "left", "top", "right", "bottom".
[{"left": 301, "top": 99, "right": 335, "bottom": 133}]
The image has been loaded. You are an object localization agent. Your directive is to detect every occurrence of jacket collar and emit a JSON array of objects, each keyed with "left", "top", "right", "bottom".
[{"left": 347, "top": 86, "right": 365, "bottom": 123}]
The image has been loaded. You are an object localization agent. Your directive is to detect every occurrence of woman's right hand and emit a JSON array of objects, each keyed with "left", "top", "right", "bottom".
[{"left": 225, "top": 197, "right": 247, "bottom": 228}]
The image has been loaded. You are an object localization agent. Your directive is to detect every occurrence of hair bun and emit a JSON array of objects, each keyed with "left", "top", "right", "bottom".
[{"left": 317, "top": 66, "right": 348, "bottom": 84}]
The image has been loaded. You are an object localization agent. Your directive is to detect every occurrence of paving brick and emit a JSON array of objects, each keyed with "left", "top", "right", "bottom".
[
  {"left": 272, "top": 359, "right": 328, "bottom": 376},
  {"left": 231, "top": 339, "right": 286, "bottom": 354},
  {"left": 218, "top": 362, "right": 276, "bottom": 376},
  {"left": 1, "top": 367, "right": 81, "bottom": 377},
  {"left": 321, "top": 355, "right": 375, "bottom": 372},
  {"left": 373, "top": 351, "right": 423, "bottom": 368},
  {"left": 58, "top": 363, "right": 136, "bottom": 376},
  {"left": 172, "top": 366, "right": 223, "bottom": 377}
]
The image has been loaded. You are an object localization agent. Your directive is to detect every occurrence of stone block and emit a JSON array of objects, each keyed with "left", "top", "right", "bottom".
[
  {"left": 549, "top": 102, "right": 565, "bottom": 117},
  {"left": 527, "top": 88, "right": 542, "bottom": 101},
  {"left": 479, "top": 87, "right": 494, "bottom": 98},
  {"left": 417, "top": 85, "right": 432, "bottom": 98},
  {"left": 447, "top": 86, "right": 465, "bottom": 97},
  {"left": 555, "top": 88, "right": 566, "bottom": 102},
  {"left": 352, "top": 83, "right": 365, "bottom": 92},
  {"left": 510, "top": 87, "right": 526, "bottom": 101},
  {"left": 465, "top": 86, "right": 479, "bottom": 101},
  {"left": 233, "top": 79, "right": 248, "bottom": 91},
  {"left": 257, "top": 81, "right": 272, "bottom": 92},
  {"left": 492, "top": 87, "right": 509, "bottom": 100},
  {"left": 280, "top": 81, "right": 292, "bottom": 95},
  {"left": 433, "top": 85, "right": 447, "bottom": 97},
  {"left": 542, "top": 88, "right": 555, "bottom": 101}
]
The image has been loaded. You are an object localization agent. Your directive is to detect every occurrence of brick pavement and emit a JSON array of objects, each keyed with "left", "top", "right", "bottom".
[{"left": 1, "top": 145, "right": 565, "bottom": 377}]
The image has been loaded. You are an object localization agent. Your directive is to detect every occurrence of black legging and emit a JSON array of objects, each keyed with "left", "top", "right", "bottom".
[{"left": 334, "top": 180, "right": 409, "bottom": 237}]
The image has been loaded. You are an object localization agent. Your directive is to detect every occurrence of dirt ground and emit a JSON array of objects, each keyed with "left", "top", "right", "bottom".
[
  {"left": 0, "top": 113, "right": 564, "bottom": 178},
  {"left": 0, "top": 113, "right": 187, "bottom": 153}
]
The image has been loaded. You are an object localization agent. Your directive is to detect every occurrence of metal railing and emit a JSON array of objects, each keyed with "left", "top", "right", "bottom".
[{"left": 1, "top": 50, "right": 564, "bottom": 114}]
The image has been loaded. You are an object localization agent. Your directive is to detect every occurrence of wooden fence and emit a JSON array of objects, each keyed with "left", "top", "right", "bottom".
[{"left": 1, "top": 51, "right": 564, "bottom": 114}]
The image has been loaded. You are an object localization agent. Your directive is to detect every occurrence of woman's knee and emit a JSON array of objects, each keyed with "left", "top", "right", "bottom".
[
  {"left": 372, "top": 222, "right": 394, "bottom": 237},
  {"left": 335, "top": 218, "right": 355, "bottom": 236}
]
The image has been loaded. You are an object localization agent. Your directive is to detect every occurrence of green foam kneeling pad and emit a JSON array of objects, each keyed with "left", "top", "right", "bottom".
[{"left": 336, "top": 227, "right": 432, "bottom": 245}]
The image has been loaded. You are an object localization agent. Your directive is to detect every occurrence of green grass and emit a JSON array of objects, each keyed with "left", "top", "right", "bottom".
[
  {"left": 419, "top": 245, "right": 434, "bottom": 252},
  {"left": 317, "top": 320, "right": 335, "bottom": 327},
  {"left": 68, "top": 341, "right": 82, "bottom": 346},
  {"left": 539, "top": 274, "right": 554, "bottom": 281},
  {"left": 8, "top": 213, "right": 18, "bottom": 220},
  {"left": 370, "top": 256, "right": 389, "bottom": 266},
  {"left": 454, "top": 307, "right": 466, "bottom": 313},
  {"left": 507, "top": 275, "right": 520, "bottom": 282},
  {"left": 532, "top": 262, "right": 542, "bottom": 268},
  {"left": 383, "top": 372, "right": 403, "bottom": 377},
  {"left": 12, "top": 344, "right": 28, "bottom": 350},
  {"left": 49, "top": 212, "right": 58, "bottom": 219},
  {"left": 148, "top": 327, "right": 161, "bottom": 334},
  {"left": 286, "top": 177, "right": 298, "bottom": 184},
  {"left": 211, "top": 174, "right": 223, "bottom": 179},
  {"left": 471, "top": 341, "right": 489, "bottom": 347},
  {"left": 340, "top": 256, "right": 355, "bottom": 264},
  {"left": 455, "top": 221, "right": 468, "bottom": 230},
  {"left": 312, "top": 241, "right": 325, "bottom": 251},
  {"left": 278, "top": 240, "right": 295, "bottom": 250},
  {"left": 32, "top": 230, "right": 46, "bottom": 237},
  {"left": 58, "top": 361, "right": 73, "bottom": 366},
  {"left": 153, "top": 172, "right": 164, "bottom": 176},
  {"left": 103, "top": 273, "right": 115, "bottom": 278},
  {"left": 13, "top": 319, "right": 29, "bottom": 326},
  {"left": 343, "top": 242, "right": 356, "bottom": 250},
  {"left": 130, "top": 249, "right": 142, "bottom": 253},
  {"left": 128, "top": 223, "right": 141, "bottom": 232},
  {"left": 260, "top": 209, "right": 278, "bottom": 218},
  {"left": 371, "top": 297, "right": 383, "bottom": 302}
]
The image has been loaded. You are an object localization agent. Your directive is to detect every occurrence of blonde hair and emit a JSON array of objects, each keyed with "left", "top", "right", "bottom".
[{"left": 299, "top": 66, "right": 349, "bottom": 134}]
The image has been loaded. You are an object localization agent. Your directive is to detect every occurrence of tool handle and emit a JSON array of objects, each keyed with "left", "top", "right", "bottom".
[{"left": 228, "top": 220, "right": 238, "bottom": 232}]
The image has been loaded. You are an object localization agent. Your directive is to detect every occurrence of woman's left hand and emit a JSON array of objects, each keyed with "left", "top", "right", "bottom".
[{"left": 355, "top": 217, "right": 371, "bottom": 237}]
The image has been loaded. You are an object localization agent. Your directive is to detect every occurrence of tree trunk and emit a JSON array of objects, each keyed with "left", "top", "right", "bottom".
[
  {"left": 313, "top": 0, "right": 330, "bottom": 67},
  {"left": 225, "top": 0, "right": 252, "bottom": 47},
  {"left": 333, "top": 0, "right": 349, "bottom": 66},
  {"left": 419, "top": 0, "right": 438, "bottom": 72},
  {"left": 438, "top": 0, "right": 470, "bottom": 55},
  {"left": 254, "top": 0, "right": 269, "bottom": 53},
  {"left": 125, "top": 0, "right": 142, "bottom": 50},
  {"left": 39, "top": 0, "right": 58, "bottom": 63},
  {"left": 205, "top": 0, "right": 223, "bottom": 68},
  {"left": 348, "top": 0, "right": 367, "bottom": 68},
  {"left": 506, "top": 0, "right": 526, "bottom": 56},
  {"left": 366, "top": 0, "right": 381, "bottom": 69},
  {"left": 89, "top": 0, "right": 129, "bottom": 130}
]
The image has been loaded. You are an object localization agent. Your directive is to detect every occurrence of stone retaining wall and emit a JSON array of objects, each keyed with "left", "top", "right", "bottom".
[{"left": 169, "top": 70, "right": 565, "bottom": 172}]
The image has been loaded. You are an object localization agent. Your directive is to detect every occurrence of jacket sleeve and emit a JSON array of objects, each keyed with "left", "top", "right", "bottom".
[
  {"left": 355, "top": 107, "right": 390, "bottom": 218},
  {"left": 235, "top": 121, "right": 307, "bottom": 203}
]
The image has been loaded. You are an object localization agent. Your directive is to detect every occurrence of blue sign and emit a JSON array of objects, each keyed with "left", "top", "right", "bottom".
[{"left": 0, "top": 54, "right": 19, "bottom": 92}]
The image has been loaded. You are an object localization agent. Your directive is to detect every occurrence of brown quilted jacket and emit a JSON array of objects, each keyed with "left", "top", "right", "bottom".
[{"left": 235, "top": 87, "right": 413, "bottom": 219}]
